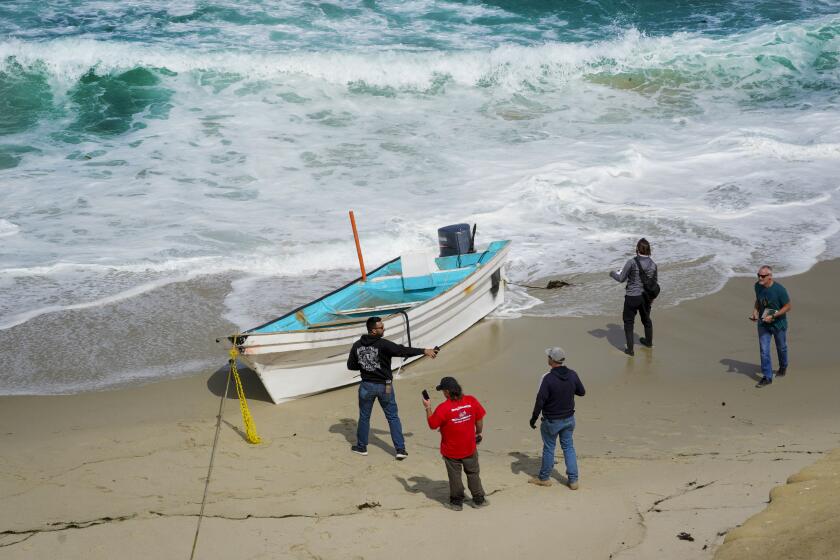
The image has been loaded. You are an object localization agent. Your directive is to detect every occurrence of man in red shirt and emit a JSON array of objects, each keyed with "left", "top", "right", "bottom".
[{"left": 423, "top": 376, "right": 486, "bottom": 511}]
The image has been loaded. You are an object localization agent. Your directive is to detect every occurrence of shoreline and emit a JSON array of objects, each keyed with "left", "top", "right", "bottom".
[
  {"left": 5, "top": 249, "right": 838, "bottom": 401},
  {"left": 1, "top": 260, "right": 839, "bottom": 558}
]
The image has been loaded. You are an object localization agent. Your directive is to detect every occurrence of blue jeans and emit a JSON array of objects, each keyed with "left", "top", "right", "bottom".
[
  {"left": 539, "top": 416, "right": 578, "bottom": 483},
  {"left": 356, "top": 381, "right": 405, "bottom": 450},
  {"left": 758, "top": 325, "right": 788, "bottom": 380}
]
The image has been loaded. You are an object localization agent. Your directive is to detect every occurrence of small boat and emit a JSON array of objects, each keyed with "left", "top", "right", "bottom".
[{"left": 233, "top": 224, "right": 511, "bottom": 403}]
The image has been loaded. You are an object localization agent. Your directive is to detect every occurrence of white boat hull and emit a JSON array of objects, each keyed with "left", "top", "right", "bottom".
[{"left": 237, "top": 245, "right": 509, "bottom": 403}]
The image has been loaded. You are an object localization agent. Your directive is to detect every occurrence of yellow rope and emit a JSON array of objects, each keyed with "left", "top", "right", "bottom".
[{"left": 229, "top": 346, "right": 261, "bottom": 444}]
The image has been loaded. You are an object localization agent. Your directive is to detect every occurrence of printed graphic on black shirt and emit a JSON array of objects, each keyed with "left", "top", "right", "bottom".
[{"left": 357, "top": 346, "right": 380, "bottom": 371}]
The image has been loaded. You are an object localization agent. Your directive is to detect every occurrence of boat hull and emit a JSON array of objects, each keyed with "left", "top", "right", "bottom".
[{"left": 237, "top": 245, "right": 509, "bottom": 403}]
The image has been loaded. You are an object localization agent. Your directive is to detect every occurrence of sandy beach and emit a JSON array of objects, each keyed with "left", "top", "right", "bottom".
[{"left": 2, "top": 261, "right": 839, "bottom": 560}]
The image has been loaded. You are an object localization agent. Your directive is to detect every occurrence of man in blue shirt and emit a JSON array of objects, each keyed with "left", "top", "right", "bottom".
[{"left": 750, "top": 265, "right": 791, "bottom": 388}]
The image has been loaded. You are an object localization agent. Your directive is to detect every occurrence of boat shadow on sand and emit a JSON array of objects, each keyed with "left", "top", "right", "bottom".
[{"left": 206, "top": 363, "right": 274, "bottom": 403}]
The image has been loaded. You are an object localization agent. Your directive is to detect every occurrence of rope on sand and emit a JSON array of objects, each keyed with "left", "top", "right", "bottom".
[
  {"left": 191, "top": 343, "right": 261, "bottom": 558},
  {"left": 189, "top": 361, "right": 231, "bottom": 560}
]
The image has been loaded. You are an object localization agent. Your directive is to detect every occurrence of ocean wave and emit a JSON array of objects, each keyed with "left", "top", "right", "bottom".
[
  {"left": 0, "top": 274, "right": 190, "bottom": 331},
  {"left": 3, "top": 0, "right": 838, "bottom": 52},
  {"left": 0, "top": 256, "right": 222, "bottom": 277},
  {"left": 0, "top": 357, "right": 217, "bottom": 395},
  {"left": 1, "top": 14, "right": 838, "bottom": 97},
  {"left": 0, "top": 241, "right": 396, "bottom": 330}
]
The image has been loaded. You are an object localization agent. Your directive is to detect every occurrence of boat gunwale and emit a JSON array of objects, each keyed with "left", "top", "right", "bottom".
[{"left": 241, "top": 241, "right": 510, "bottom": 338}]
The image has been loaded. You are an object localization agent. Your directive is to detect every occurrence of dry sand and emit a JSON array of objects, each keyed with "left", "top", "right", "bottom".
[
  {"left": 716, "top": 447, "right": 840, "bottom": 560},
  {"left": 1, "top": 261, "right": 839, "bottom": 559}
]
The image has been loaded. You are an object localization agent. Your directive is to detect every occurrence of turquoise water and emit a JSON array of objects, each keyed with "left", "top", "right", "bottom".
[{"left": 1, "top": 1, "right": 839, "bottom": 393}]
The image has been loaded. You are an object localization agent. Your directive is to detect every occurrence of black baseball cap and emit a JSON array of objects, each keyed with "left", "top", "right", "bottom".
[{"left": 435, "top": 376, "right": 461, "bottom": 392}]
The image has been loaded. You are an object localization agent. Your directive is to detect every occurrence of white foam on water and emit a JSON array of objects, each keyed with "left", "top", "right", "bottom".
[
  {"left": 740, "top": 138, "right": 840, "bottom": 161},
  {"left": 0, "top": 268, "right": 212, "bottom": 330},
  {"left": 0, "top": 219, "right": 19, "bottom": 238},
  {"left": 488, "top": 282, "right": 544, "bottom": 319}
]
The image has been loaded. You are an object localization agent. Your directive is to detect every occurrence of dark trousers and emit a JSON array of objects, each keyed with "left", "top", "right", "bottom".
[
  {"left": 623, "top": 295, "right": 652, "bottom": 351},
  {"left": 443, "top": 452, "right": 484, "bottom": 504}
]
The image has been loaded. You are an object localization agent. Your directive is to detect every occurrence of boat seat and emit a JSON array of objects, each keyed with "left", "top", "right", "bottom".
[
  {"left": 401, "top": 251, "right": 438, "bottom": 291},
  {"left": 333, "top": 301, "right": 424, "bottom": 315},
  {"left": 304, "top": 317, "right": 368, "bottom": 329}
]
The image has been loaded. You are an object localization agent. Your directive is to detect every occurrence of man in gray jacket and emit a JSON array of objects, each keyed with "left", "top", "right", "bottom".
[{"left": 610, "top": 238, "right": 658, "bottom": 356}]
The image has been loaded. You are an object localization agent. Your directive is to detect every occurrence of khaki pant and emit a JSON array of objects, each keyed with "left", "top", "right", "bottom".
[{"left": 443, "top": 452, "right": 484, "bottom": 503}]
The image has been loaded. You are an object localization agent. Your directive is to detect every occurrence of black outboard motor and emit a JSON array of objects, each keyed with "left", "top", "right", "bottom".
[{"left": 438, "top": 223, "right": 474, "bottom": 257}]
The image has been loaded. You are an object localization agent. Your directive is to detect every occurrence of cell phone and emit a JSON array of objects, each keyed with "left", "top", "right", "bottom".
[{"left": 422, "top": 389, "right": 430, "bottom": 400}]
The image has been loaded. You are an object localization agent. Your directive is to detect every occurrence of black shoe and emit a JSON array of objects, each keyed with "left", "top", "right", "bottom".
[
  {"left": 639, "top": 337, "right": 653, "bottom": 348},
  {"left": 777, "top": 367, "right": 787, "bottom": 377},
  {"left": 755, "top": 377, "right": 772, "bottom": 388},
  {"left": 471, "top": 497, "right": 488, "bottom": 508},
  {"left": 624, "top": 347, "right": 634, "bottom": 356},
  {"left": 351, "top": 445, "right": 368, "bottom": 456},
  {"left": 395, "top": 449, "right": 408, "bottom": 460},
  {"left": 445, "top": 501, "right": 463, "bottom": 511}
]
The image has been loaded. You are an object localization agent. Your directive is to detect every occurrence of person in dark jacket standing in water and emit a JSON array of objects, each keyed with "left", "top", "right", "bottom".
[
  {"left": 347, "top": 316, "right": 439, "bottom": 459},
  {"left": 529, "top": 347, "right": 586, "bottom": 489},
  {"left": 610, "top": 238, "right": 658, "bottom": 356}
]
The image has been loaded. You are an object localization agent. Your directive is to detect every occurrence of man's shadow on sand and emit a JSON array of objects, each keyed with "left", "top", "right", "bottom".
[
  {"left": 509, "top": 451, "right": 570, "bottom": 485},
  {"left": 394, "top": 475, "right": 450, "bottom": 505},
  {"left": 588, "top": 323, "right": 637, "bottom": 352},
  {"left": 329, "top": 418, "right": 414, "bottom": 455},
  {"left": 720, "top": 359, "right": 762, "bottom": 382}
]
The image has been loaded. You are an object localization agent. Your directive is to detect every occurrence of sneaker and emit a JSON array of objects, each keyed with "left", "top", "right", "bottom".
[
  {"left": 639, "top": 337, "right": 653, "bottom": 348},
  {"left": 395, "top": 449, "right": 408, "bottom": 460},
  {"left": 472, "top": 497, "right": 488, "bottom": 508},
  {"left": 755, "top": 377, "right": 772, "bottom": 388},
  {"left": 351, "top": 445, "right": 368, "bottom": 456},
  {"left": 445, "top": 501, "right": 463, "bottom": 511},
  {"left": 568, "top": 481, "right": 579, "bottom": 490},
  {"left": 528, "top": 477, "right": 552, "bottom": 487},
  {"left": 777, "top": 367, "right": 787, "bottom": 377},
  {"left": 624, "top": 347, "right": 635, "bottom": 356}
]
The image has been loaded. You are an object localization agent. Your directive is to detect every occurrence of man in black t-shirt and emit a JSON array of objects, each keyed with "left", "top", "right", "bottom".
[{"left": 347, "top": 316, "right": 438, "bottom": 459}]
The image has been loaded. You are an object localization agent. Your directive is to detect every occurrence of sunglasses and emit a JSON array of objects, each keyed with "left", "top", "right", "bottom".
[{"left": 757, "top": 273, "right": 771, "bottom": 279}]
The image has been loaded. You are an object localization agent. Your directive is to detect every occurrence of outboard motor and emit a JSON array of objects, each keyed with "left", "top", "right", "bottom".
[{"left": 438, "top": 223, "right": 474, "bottom": 257}]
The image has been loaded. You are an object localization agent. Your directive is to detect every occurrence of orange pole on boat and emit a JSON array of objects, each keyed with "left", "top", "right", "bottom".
[{"left": 349, "top": 210, "right": 367, "bottom": 281}]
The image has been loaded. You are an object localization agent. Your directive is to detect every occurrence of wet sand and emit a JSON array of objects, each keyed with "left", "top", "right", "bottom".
[{"left": 1, "top": 260, "right": 839, "bottom": 559}]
